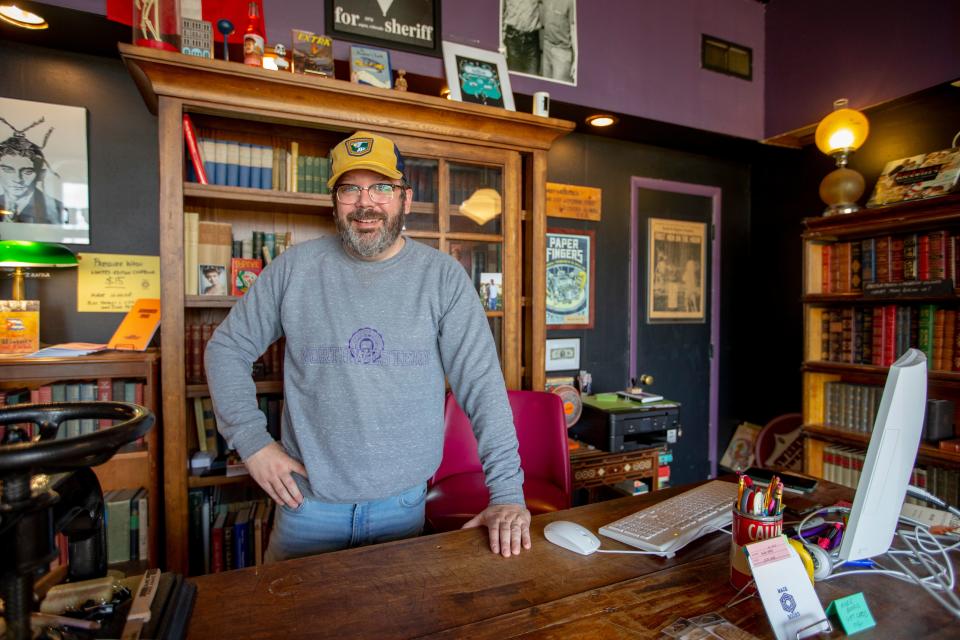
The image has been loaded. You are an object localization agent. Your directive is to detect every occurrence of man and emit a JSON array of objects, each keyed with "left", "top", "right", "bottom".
[
  {"left": 205, "top": 131, "right": 531, "bottom": 562},
  {"left": 501, "top": 0, "right": 542, "bottom": 75},
  {"left": 541, "top": 0, "right": 576, "bottom": 83},
  {"left": 487, "top": 278, "right": 500, "bottom": 311},
  {"left": 0, "top": 134, "right": 64, "bottom": 224}
]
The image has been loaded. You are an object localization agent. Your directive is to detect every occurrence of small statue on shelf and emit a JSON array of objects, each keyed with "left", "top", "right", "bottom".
[
  {"left": 395, "top": 69, "right": 408, "bottom": 92},
  {"left": 216, "top": 19, "right": 234, "bottom": 61},
  {"left": 272, "top": 44, "right": 290, "bottom": 71}
]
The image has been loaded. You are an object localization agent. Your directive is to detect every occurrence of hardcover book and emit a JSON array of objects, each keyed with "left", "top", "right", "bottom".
[
  {"left": 291, "top": 29, "right": 335, "bottom": 77},
  {"left": 867, "top": 147, "right": 960, "bottom": 207},
  {"left": 230, "top": 258, "right": 262, "bottom": 296}
]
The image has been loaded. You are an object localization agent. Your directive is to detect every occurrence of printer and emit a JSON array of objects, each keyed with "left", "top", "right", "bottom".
[{"left": 571, "top": 394, "right": 681, "bottom": 452}]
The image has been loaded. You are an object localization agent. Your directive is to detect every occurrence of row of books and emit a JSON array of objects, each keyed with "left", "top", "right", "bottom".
[
  {"left": 192, "top": 395, "right": 282, "bottom": 458},
  {"left": 814, "top": 305, "right": 960, "bottom": 370},
  {"left": 814, "top": 230, "right": 960, "bottom": 293},
  {"left": 188, "top": 486, "right": 273, "bottom": 575},
  {"left": 823, "top": 381, "right": 883, "bottom": 433},
  {"left": 105, "top": 487, "right": 150, "bottom": 565},
  {"left": 185, "top": 322, "right": 284, "bottom": 384},
  {"left": 0, "top": 379, "right": 144, "bottom": 440},
  {"left": 820, "top": 445, "right": 959, "bottom": 507},
  {"left": 184, "top": 216, "right": 293, "bottom": 296}
]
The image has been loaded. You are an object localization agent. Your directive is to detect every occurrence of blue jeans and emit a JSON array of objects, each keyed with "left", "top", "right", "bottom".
[{"left": 264, "top": 483, "right": 427, "bottom": 562}]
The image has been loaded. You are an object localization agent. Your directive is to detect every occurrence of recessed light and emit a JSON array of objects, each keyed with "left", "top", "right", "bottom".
[
  {"left": 0, "top": 4, "right": 48, "bottom": 29},
  {"left": 586, "top": 114, "right": 617, "bottom": 127}
]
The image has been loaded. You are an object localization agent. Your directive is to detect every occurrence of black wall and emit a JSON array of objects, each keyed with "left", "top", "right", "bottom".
[
  {"left": 0, "top": 40, "right": 159, "bottom": 343},
  {"left": 546, "top": 133, "right": 753, "bottom": 472}
]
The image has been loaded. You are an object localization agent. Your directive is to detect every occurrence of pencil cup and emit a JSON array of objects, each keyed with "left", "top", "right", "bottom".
[{"left": 729, "top": 506, "right": 783, "bottom": 589}]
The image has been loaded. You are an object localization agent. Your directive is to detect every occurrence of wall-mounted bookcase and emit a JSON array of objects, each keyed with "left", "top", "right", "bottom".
[
  {"left": 801, "top": 194, "right": 960, "bottom": 502},
  {"left": 120, "top": 44, "right": 574, "bottom": 574}
]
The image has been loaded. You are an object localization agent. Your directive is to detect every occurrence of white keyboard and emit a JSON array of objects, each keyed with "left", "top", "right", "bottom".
[{"left": 599, "top": 481, "right": 738, "bottom": 556}]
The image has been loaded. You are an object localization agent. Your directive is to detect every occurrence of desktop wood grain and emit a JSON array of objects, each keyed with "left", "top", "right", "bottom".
[{"left": 187, "top": 482, "right": 954, "bottom": 639}]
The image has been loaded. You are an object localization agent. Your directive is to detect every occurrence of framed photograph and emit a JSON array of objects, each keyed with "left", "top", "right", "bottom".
[
  {"left": 500, "top": 0, "right": 578, "bottom": 86},
  {"left": 479, "top": 272, "right": 502, "bottom": 310},
  {"left": 442, "top": 42, "right": 515, "bottom": 111},
  {"left": 326, "top": 0, "right": 441, "bottom": 56},
  {"left": 545, "top": 337, "right": 580, "bottom": 372},
  {"left": 350, "top": 44, "right": 392, "bottom": 89},
  {"left": 546, "top": 228, "right": 594, "bottom": 329},
  {"left": 647, "top": 218, "right": 706, "bottom": 323},
  {"left": 199, "top": 264, "right": 228, "bottom": 296},
  {"left": 0, "top": 97, "right": 89, "bottom": 244}
]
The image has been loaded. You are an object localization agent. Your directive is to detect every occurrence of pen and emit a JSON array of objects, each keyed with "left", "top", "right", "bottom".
[
  {"left": 737, "top": 473, "right": 745, "bottom": 508},
  {"left": 842, "top": 559, "right": 876, "bottom": 568},
  {"left": 817, "top": 522, "right": 843, "bottom": 550}
]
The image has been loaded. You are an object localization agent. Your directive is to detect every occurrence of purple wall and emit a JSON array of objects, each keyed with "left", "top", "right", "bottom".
[
  {"left": 44, "top": 0, "right": 766, "bottom": 140},
  {"left": 765, "top": 0, "right": 960, "bottom": 138}
]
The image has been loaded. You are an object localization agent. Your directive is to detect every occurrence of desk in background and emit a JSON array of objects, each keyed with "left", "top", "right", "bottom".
[{"left": 187, "top": 480, "right": 956, "bottom": 639}]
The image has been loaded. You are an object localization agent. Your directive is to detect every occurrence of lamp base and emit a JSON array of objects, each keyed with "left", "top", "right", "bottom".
[
  {"left": 823, "top": 202, "right": 862, "bottom": 217},
  {"left": 819, "top": 167, "right": 865, "bottom": 217}
]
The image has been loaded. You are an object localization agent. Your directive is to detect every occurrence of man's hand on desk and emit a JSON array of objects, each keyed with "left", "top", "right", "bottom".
[
  {"left": 245, "top": 441, "right": 306, "bottom": 508},
  {"left": 462, "top": 504, "right": 532, "bottom": 558}
]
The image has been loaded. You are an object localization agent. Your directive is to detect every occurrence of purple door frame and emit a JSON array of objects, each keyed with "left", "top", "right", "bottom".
[{"left": 629, "top": 177, "right": 722, "bottom": 477}]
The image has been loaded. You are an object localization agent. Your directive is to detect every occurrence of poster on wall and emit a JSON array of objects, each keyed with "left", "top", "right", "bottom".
[
  {"left": 647, "top": 218, "right": 706, "bottom": 323},
  {"left": 500, "top": 0, "right": 578, "bottom": 85},
  {"left": 546, "top": 229, "right": 594, "bottom": 329},
  {"left": 326, "top": 0, "right": 441, "bottom": 56},
  {"left": 0, "top": 97, "right": 89, "bottom": 244}
]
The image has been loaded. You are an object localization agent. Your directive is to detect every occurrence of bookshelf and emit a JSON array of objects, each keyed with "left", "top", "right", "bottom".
[
  {"left": 801, "top": 193, "right": 960, "bottom": 499},
  {"left": 120, "top": 44, "right": 574, "bottom": 574},
  {"left": 0, "top": 349, "right": 161, "bottom": 568}
]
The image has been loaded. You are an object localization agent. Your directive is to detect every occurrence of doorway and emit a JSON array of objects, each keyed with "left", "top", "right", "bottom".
[{"left": 630, "top": 177, "right": 721, "bottom": 483}]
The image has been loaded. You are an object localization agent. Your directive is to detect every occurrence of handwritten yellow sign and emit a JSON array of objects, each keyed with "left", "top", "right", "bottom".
[
  {"left": 77, "top": 253, "right": 161, "bottom": 313},
  {"left": 546, "top": 183, "right": 602, "bottom": 221}
]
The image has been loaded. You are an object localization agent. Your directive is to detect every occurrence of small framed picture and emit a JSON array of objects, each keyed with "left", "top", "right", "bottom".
[
  {"left": 350, "top": 44, "right": 392, "bottom": 89},
  {"left": 479, "top": 272, "right": 502, "bottom": 310},
  {"left": 198, "top": 264, "right": 227, "bottom": 296},
  {"left": 326, "top": 0, "right": 441, "bottom": 57},
  {"left": 545, "top": 337, "right": 581, "bottom": 372},
  {"left": 442, "top": 41, "right": 515, "bottom": 110}
]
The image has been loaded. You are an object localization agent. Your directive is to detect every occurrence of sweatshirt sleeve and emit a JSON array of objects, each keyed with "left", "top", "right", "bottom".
[
  {"left": 204, "top": 256, "right": 286, "bottom": 461},
  {"left": 437, "top": 263, "right": 525, "bottom": 506}
]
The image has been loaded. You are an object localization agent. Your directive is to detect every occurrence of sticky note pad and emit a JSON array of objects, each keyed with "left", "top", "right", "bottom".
[{"left": 826, "top": 592, "right": 876, "bottom": 635}]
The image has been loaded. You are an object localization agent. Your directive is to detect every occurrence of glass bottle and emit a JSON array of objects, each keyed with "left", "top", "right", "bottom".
[{"left": 243, "top": 1, "right": 265, "bottom": 67}]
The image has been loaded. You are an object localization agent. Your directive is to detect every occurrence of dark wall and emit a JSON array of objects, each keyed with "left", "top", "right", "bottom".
[
  {"left": 546, "top": 133, "right": 753, "bottom": 470},
  {"left": 0, "top": 40, "right": 159, "bottom": 343}
]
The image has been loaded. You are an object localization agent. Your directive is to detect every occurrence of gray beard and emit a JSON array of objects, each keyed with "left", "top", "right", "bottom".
[{"left": 335, "top": 207, "right": 404, "bottom": 258}]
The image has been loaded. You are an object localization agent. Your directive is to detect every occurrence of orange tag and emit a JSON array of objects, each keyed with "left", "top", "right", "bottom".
[{"left": 108, "top": 298, "right": 161, "bottom": 350}]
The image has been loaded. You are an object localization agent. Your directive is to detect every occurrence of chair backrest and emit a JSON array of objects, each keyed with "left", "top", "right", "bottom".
[{"left": 432, "top": 390, "right": 573, "bottom": 500}]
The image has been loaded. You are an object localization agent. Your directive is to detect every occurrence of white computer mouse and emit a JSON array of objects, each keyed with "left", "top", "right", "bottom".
[{"left": 544, "top": 520, "right": 601, "bottom": 556}]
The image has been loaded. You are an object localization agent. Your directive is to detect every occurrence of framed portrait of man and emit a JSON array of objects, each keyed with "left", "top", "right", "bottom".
[{"left": 0, "top": 97, "right": 89, "bottom": 244}]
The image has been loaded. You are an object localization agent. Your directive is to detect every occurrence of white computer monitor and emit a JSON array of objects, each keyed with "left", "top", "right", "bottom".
[{"left": 838, "top": 347, "right": 927, "bottom": 562}]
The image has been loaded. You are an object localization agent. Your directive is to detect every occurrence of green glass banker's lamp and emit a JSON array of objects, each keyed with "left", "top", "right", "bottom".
[{"left": 0, "top": 240, "right": 78, "bottom": 301}]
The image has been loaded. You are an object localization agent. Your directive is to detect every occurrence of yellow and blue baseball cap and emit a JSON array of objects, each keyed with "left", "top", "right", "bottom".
[{"left": 327, "top": 130, "right": 405, "bottom": 190}]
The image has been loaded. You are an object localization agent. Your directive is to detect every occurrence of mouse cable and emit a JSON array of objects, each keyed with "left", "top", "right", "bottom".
[{"left": 906, "top": 485, "right": 960, "bottom": 519}]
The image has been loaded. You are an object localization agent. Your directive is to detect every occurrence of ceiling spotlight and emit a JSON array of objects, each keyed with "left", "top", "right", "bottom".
[
  {"left": 0, "top": 4, "right": 48, "bottom": 29},
  {"left": 586, "top": 114, "right": 617, "bottom": 128}
]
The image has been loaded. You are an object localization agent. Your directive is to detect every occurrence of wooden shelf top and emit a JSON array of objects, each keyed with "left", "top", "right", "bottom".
[
  {"left": 187, "top": 379, "right": 283, "bottom": 398},
  {"left": 119, "top": 43, "right": 574, "bottom": 153},
  {"left": 802, "top": 193, "right": 960, "bottom": 239},
  {"left": 189, "top": 473, "right": 254, "bottom": 489},
  {"left": 0, "top": 349, "right": 159, "bottom": 381},
  {"left": 802, "top": 360, "right": 960, "bottom": 381},
  {"left": 803, "top": 423, "right": 960, "bottom": 467},
  {"left": 803, "top": 292, "right": 960, "bottom": 304}
]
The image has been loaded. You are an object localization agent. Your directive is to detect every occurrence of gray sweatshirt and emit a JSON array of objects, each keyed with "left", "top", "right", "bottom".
[{"left": 204, "top": 235, "right": 525, "bottom": 505}]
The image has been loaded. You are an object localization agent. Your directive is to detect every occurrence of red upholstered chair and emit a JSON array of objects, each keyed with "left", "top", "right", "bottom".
[{"left": 425, "top": 390, "right": 573, "bottom": 532}]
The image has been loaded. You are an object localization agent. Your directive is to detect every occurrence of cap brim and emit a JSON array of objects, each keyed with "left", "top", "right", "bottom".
[{"left": 327, "top": 162, "right": 404, "bottom": 190}]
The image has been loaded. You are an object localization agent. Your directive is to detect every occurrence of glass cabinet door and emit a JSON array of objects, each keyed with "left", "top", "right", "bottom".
[
  {"left": 403, "top": 157, "right": 439, "bottom": 234},
  {"left": 447, "top": 162, "right": 503, "bottom": 235}
]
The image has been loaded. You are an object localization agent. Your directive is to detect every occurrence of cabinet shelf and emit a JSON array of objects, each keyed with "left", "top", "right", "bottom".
[
  {"left": 186, "top": 379, "right": 283, "bottom": 398},
  {"left": 802, "top": 424, "right": 960, "bottom": 468},
  {"left": 803, "top": 193, "right": 960, "bottom": 240},
  {"left": 802, "top": 361, "right": 960, "bottom": 381},
  {"left": 803, "top": 292, "right": 960, "bottom": 304},
  {"left": 188, "top": 473, "right": 254, "bottom": 489}
]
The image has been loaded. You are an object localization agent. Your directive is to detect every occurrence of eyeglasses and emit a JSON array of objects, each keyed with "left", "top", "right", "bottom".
[{"left": 334, "top": 183, "right": 404, "bottom": 205}]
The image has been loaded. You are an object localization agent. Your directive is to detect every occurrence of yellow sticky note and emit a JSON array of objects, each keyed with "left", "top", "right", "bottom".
[{"left": 77, "top": 253, "right": 160, "bottom": 313}]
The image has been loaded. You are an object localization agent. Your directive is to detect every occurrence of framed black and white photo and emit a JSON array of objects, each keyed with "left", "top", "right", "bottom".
[
  {"left": 545, "top": 337, "right": 580, "bottom": 372},
  {"left": 500, "top": 0, "right": 578, "bottom": 86},
  {"left": 647, "top": 218, "right": 706, "bottom": 323},
  {"left": 0, "top": 97, "right": 89, "bottom": 244},
  {"left": 442, "top": 42, "right": 515, "bottom": 111},
  {"left": 546, "top": 228, "right": 594, "bottom": 329},
  {"left": 326, "top": 0, "right": 441, "bottom": 56}
]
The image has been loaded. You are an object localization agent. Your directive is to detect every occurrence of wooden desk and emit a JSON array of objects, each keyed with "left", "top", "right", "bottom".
[{"left": 188, "top": 481, "right": 955, "bottom": 639}]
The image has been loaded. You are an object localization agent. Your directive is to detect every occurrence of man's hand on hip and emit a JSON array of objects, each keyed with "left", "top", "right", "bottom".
[
  {"left": 244, "top": 441, "right": 306, "bottom": 508},
  {"left": 462, "top": 503, "right": 532, "bottom": 557}
]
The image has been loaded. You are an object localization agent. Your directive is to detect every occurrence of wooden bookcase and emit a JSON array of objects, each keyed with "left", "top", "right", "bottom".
[
  {"left": 801, "top": 193, "right": 960, "bottom": 495},
  {"left": 0, "top": 349, "right": 161, "bottom": 567},
  {"left": 119, "top": 44, "right": 574, "bottom": 574}
]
